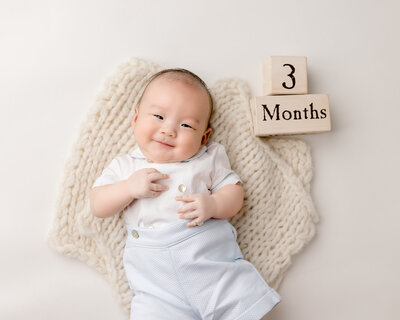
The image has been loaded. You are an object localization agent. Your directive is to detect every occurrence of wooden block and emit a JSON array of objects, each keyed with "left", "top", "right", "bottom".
[
  {"left": 250, "top": 94, "right": 331, "bottom": 136},
  {"left": 263, "top": 56, "right": 308, "bottom": 95}
]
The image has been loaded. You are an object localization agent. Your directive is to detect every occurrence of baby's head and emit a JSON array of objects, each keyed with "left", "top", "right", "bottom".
[{"left": 131, "top": 69, "right": 213, "bottom": 163}]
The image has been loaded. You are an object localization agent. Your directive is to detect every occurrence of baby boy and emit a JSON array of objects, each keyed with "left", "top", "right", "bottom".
[{"left": 90, "top": 69, "right": 281, "bottom": 319}]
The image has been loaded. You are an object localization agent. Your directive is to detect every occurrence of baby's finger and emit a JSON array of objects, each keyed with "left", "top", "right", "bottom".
[
  {"left": 148, "top": 190, "right": 161, "bottom": 198},
  {"left": 144, "top": 168, "right": 159, "bottom": 174},
  {"left": 178, "top": 211, "right": 198, "bottom": 220},
  {"left": 151, "top": 183, "right": 169, "bottom": 192},
  {"left": 148, "top": 172, "right": 169, "bottom": 182},
  {"left": 177, "top": 202, "right": 197, "bottom": 214},
  {"left": 175, "top": 194, "right": 195, "bottom": 202},
  {"left": 187, "top": 218, "right": 203, "bottom": 228}
]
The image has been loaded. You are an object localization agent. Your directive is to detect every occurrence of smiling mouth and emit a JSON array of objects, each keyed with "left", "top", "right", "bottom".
[{"left": 155, "top": 140, "right": 174, "bottom": 148}]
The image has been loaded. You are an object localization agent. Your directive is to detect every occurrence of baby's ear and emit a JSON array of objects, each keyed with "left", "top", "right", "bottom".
[
  {"left": 131, "top": 107, "right": 139, "bottom": 129},
  {"left": 201, "top": 127, "right": 212, "bottom": 146}
]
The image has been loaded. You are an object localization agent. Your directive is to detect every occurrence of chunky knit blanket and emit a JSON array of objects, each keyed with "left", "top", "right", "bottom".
[{"left": 48, "top": 58, "right": 318, "bottom": 313}]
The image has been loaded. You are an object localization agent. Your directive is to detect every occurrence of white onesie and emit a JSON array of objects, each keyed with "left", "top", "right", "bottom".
[{"left": 92, "top": 142, "right": 241, "bottom": 227}]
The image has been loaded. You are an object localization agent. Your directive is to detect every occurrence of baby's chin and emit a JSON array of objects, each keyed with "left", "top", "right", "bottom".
[
  {"left": 147, "top": 154, "right": 191, "bottom": 163},
  {"left": 143, "top": 148, "right": 200, "bottom": 163}
]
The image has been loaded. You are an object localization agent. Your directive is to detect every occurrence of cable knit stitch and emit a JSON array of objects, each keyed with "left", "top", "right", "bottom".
[{"left": 48, "top": 57, "right": 318, "bottom": 313}]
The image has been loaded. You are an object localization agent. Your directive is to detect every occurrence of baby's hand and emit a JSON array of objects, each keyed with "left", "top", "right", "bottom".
[
  {"left": 175, "top": 193, "right": 217, "bottom": 227},
  {"left": 126, "top": 168, "right": 169, "bottom": 200}
]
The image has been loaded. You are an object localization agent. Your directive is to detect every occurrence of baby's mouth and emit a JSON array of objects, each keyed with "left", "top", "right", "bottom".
[{"left": 155, "top": 140, "right": 174, "bottom": 148}]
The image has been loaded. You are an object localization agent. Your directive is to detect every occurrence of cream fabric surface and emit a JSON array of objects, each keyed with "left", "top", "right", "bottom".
[{"left": 48, "top": 58, "right": 318, "bottom": 312}]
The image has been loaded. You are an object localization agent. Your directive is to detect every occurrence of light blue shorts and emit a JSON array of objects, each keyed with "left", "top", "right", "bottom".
[{"left": 123, "top": 218, "right": 281, "bottom": 320}]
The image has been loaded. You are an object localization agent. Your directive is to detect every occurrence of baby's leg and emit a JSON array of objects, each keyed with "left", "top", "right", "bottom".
[
  {"left": 171, "top": 220, "right": 281, "bottom": 320},
  {"left": 123, "top": 224, "right": 201, "bottom": 320}
]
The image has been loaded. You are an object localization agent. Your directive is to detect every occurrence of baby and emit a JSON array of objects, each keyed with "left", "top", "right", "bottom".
[{"left": 90, "top": 69, "right": 281, "bottom": 319}]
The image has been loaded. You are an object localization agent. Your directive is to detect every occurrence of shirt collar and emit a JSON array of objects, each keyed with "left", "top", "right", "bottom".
[{"left": 129, "top": 145, "right": 208, "bottom": 163}]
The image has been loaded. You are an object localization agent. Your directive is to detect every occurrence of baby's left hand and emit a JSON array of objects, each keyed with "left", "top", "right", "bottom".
[{"left": 175, "top": 193, "right": 217, "bottom": 227}]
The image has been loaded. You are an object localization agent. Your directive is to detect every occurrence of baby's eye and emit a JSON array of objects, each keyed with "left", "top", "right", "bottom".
[
  {"left": 153, "top": 114, "right": 163, "bottom": 120},
  {"left": 181, "top": 123, "right": 193, "bottom": 129}
]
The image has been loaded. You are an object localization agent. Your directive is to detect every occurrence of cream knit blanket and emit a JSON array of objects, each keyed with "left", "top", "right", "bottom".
[{"left": 48, "top": 58, "right": 318, "bottom": 313}]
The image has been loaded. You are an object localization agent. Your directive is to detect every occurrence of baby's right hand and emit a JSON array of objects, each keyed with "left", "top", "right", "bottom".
[{"left": 125, "top": 168, "right": 169, "bottom": 200}]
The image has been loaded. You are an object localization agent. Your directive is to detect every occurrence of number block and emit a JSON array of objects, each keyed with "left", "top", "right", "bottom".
[
  {"left": 263, "top": 56, "right": 308, "bottom": 95},
  {"left": 250, "top": 94, "right": 331, "bottom": 136}
]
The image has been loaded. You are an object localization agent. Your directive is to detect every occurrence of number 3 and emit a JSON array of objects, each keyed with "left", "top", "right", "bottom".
[{"left": 282, "top": 63, "right": 296, "bottom": 89}]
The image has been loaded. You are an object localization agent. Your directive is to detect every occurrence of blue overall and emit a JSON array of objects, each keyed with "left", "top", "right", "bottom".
[{"left": 123, "top": 218, "right": 281, "bottom": 320}]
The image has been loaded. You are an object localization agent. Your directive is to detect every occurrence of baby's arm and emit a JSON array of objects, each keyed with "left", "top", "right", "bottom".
[
  {"left": 210, "top": 182, "right": 244, "bottom": 219},
  {"left": 175, "top": 182, "right": 244, "bottom": 227},
  {"left": 90, "top": 168, "right": 169, "bottom": 218}
]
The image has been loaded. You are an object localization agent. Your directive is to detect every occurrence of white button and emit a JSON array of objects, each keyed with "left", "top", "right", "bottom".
[
  {"left": 131, "top": 230, "right": 139, "bottom": 239},
  {"left": 178, "top": 184, "right": 187, "bottom": 193}
]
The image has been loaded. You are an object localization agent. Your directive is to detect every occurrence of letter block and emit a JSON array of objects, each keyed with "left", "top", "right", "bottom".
[
  {"left": 263, "top": 56, "right": 308, "bottom": 95},
  {"left": 250, "top": 94, "right": 331, "bottom": 136}
]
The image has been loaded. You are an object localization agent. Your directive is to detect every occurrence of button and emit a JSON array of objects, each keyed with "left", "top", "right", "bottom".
[
  {"left": 178, "top": 184, "right": 187, "bottom": 193},
  {"left": 131, "top": 230, "right": 139, "bottom": 239}
]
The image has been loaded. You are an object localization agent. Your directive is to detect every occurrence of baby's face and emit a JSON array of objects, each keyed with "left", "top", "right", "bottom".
[{"left": 131, "top": 77, "right": 212, "bottom": 163}]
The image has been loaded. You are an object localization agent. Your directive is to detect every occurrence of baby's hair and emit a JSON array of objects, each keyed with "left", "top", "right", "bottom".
[{"left": 136, "top": 68, "right": 214, "bottom": 127}]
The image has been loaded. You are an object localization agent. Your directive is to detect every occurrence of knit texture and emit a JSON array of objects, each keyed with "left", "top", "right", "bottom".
[{"left": 48, "top": 57, "right": 318, "bottom": 313}]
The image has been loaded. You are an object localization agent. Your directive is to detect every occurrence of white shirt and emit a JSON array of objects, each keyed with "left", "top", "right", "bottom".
[{"left": 92, "top": 142, "right": 241, "bottom": 227}]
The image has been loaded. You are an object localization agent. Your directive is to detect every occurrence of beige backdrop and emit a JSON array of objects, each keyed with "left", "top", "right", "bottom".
[{"left": 1, "top": 0, "right": 399, "bottom": 319}]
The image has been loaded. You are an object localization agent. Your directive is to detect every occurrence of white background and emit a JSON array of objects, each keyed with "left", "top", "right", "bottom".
[{"left": 1, "top": 0, "right": 399, "bottom": 319}]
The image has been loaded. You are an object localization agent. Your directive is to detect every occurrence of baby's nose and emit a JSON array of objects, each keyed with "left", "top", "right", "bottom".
[{"left": 161, "top": 124, "right": 176, "bottom": 137}]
